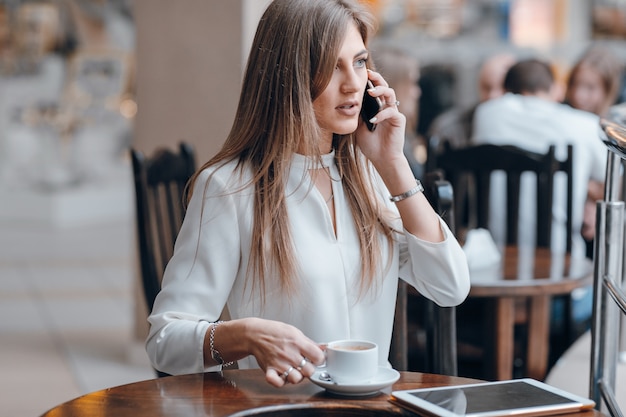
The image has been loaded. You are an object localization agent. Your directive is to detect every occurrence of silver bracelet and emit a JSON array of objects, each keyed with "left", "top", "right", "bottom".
[
  {"left": 209, "top": 321, "right": 234, "bottom": 367},
  {"left": 389, "top": 179, "right": 424, "bottom": 202}
]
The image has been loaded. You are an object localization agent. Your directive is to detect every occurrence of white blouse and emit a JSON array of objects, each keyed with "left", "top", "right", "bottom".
[{"left": 146, "top": 151, "right": 470, "bottom": 375}]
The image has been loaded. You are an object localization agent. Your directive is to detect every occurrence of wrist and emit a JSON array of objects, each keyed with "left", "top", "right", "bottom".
[
  {"left": 209, "top": 321, "right": 234, "bottom": 367},
  {"left": 206, "top": 319, "right": 254, "bottom": 368},
  {"left": 374, "top": 157, "right": 415, "bottom": 192},
  {"left": 389, "top": 179, "right": 424, "bottom": 203}
]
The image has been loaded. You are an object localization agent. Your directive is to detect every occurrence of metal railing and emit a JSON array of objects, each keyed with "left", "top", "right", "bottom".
[{"left": 591, "top": 107, "right": 626, "bottom": 417}]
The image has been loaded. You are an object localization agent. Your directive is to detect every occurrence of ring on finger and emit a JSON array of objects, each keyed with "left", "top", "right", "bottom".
[
  {"left": 297, "top": 357, "right": 307, "bottom": 370},
  {"left": 282, "top": 366, "right": 294, "bottom": 379},
  {"left": 386, "top": 100, "right": 400, "bottom": 107}
]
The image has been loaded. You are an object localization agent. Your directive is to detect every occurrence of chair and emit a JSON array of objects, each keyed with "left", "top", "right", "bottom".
[
  {"left": 390, "top": 171, "right": 458, "bottom": 375},
  {"left": 131, "top": 142, "right": 196, "bottom": 313},
  {"left": 433, "top": 143, "right": 578, "bottom": 379},
  {"left": 131, "top": 142, "right": 196, "bottom": 378},
  {"left": 434, "top": 142, "right": 573, "bottom": 250}
]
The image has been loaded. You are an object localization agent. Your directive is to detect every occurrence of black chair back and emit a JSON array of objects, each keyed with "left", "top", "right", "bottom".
[
  {"left": 435, "top": 142, "right": 573, "bottom": 252},
  {"left": 131, "top": 142, "right": 196, "bottom": 312}
]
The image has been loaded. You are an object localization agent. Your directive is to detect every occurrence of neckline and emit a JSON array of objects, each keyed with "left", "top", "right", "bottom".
[{"left": 292, "top": 150, "right": 336, "bottom": 169}]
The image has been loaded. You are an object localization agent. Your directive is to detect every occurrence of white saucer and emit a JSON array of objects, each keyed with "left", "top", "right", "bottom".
[{"left": 310, "top": 367, "right": 400, "bottom": 396}]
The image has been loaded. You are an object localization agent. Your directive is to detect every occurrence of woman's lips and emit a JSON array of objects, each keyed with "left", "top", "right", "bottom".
[{"left": 336, "top": 101, "right": 360, "bottom": 116}]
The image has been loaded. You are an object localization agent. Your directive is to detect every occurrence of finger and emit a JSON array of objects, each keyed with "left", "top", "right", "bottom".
[
  {"left": 301, "top": 344, "right": 326, "bottom": 366},
  {"left": 365, "top": 84, "right": 393, "bottom": 101},
  {"left": 295, "top": 357, "right": 316, "bottom": 378},
  {"left": 366, "top": 85, "right": 399, "bottom": 114},
  {"left": 376, "top": 87, "right": 398, "bottom": 110},
  {"left": 281, "top": 365, "right": 294, "bottom": 381},
  {"left": 383, "top": 99, "right": 400, "bottom": 109},
  {"left": 367, "top": 69, "right": 389, "bottom": 88},
  {"left": 277, "top": 365, "right": 305, "bottom": 385},
  {"left": 366, "top": 106, "right": 405, "bottom": 128},
  {"left": 285, "top": 367, "right": 304, "bottom": 384},
  {"left": 266, "top": 367, "right": 286, "bottom": 388}
]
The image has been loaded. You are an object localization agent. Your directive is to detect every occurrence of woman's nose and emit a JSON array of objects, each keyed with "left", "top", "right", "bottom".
[{"left": 344, "top": 70, "right": 363, "bottom": 93}]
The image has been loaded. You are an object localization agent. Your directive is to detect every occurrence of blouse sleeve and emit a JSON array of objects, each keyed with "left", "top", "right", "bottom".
[
  {"left": 146, "top": 167, "right": 242, "bottom": 375},
  {"left": 398, "top": 219, "right": 470, "bottom": 307},
  {"left": 371, "top": 166, "right": 470, "bottom": 307}
]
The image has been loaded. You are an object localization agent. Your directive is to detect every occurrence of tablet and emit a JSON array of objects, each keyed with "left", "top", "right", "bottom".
[{"left": 390, "top": 378, "right": 595, "bottom": 417}]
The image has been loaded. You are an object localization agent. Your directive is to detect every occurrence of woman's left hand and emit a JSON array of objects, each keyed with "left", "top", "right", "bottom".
[{"left": 356, "top": 69, "right": 407, "bottom": 169}]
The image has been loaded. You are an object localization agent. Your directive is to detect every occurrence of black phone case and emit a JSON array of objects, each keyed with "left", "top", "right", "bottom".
[{"left": 361, "top": 81, "right": 382, "bottom": 131}]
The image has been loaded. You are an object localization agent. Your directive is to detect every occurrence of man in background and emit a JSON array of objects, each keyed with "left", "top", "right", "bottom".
[
  {"left": 472, "top": 58, "right": 606, "bottom": 259},
  {"left": 472, "top": 59, "right": 607, "bottom": 353},
  {"left": 427, "top": 53, "right": 516, "bottom": 154}
]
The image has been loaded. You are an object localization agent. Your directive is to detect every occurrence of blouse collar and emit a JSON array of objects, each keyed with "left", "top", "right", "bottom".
[{"left": 291, "top": 150, "right": 336, "bottom": 170}]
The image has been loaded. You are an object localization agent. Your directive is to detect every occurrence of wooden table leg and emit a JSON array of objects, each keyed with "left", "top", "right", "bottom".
[
  {"left": 486, "top": 297, "right": 515, "bottom": 380},
  {"left": 526, "top": 295, "right": 550, "bottom": 380}
]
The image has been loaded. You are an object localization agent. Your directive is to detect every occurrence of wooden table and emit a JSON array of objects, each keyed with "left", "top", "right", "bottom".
[
  {"left": 39, "top": 369, "right": 602, "bottom": 417},
  {"left": 467, "top": 246, "right": 593, "bottom": 381}
]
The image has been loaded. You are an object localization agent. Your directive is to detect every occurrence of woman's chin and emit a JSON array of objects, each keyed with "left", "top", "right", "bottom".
[{"left": 334, "top": 121, "right": 360, "bottom": 136}]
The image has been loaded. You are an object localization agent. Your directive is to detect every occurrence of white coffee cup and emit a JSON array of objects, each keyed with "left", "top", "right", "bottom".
[{"left": 324, "top": 339, "right": 378, "bottom": 384}]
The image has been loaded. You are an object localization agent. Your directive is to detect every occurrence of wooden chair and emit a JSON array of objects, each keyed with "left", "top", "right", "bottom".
[
  {"left": 131, "top": 142, "right": 196, "bottom": 378},
  {"left": 435, "top": 142, "right": 573, "bottom": 250},
  {"left": 433, "top": 142, "right": 577, "bottom": 378},
  {"left": 390, "top": 171, "right": 458, "bottom": 375},
  {"left": 131, "top": 142, "right": 196, "bottom": 313}
]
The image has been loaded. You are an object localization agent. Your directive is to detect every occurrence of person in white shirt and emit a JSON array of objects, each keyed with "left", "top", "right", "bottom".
[
  {"left": 427, "top": 53, "right": 516, "bottom": 152},
  {"left": 146, "top": 0, "right": 470, "bottom": 388},
  {"left": 472, "top": 58, "right": 607, "bottom": 259}
]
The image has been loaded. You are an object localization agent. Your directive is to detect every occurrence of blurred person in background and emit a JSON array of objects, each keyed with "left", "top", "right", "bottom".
[
  {"left": 373, "top": 45, "right": 424, "bottom": 178},
  {"left": 473, "top": 58, "right": 607, "bottom": 259},
  {"left": 565, "top": 45, "right": 623, "bottom": 118},
  {"left": 417, "top": 63, "right": 456, "bottom": 145},
  {"left": 427, "top": 53, "right": 516, "bottom": 155},
  {"left": 424, "top": 53, "right": 516, "bottom": 238},
  {"left": 473, "top": 59, "right": 609, "bottom": 349}
]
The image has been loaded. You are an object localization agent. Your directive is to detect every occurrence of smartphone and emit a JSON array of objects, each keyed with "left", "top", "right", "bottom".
[{"left": 360, "top": 80, "right": 383, "bottom": 131}]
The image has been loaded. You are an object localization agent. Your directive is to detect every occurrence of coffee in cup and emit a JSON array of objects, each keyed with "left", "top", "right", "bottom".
[{"left": 324, "top": 339, "right": 378, "bottom": 384}]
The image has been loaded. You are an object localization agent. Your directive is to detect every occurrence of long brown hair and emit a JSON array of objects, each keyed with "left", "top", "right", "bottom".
[
  {"left": 187, "top": 0, "right": 395, "bottom": 302},
  {"left": 566, "top": 45, "right": 623, "bottom": 116}
]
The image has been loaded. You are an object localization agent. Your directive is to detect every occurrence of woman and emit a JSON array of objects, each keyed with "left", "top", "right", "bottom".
[
  {"left": 565, "top": 45, "right": 622, "bottom": 118},
  {"left": 146, "top": 0, "right": 470, "bottom": 388}
]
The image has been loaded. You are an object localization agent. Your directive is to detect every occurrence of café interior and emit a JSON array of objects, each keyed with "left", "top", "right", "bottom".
[{"left": 1, "top": 0, "right": 625, "bottom": 415}]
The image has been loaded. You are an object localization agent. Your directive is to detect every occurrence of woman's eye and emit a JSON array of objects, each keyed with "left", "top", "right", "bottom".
[{"left": 355, "top": 58, "right": 367, "bottom": 68}]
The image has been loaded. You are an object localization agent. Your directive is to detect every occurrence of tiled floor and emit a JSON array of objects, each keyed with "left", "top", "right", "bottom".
[{"left": 0, "top": 175, "right": 155, "bottom": 416}]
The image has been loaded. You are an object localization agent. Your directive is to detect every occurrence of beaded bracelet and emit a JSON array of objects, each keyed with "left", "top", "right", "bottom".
[
  {"left": 389, "top": 179, "right": 424, "bottom": 202},
  {"left": 209, "top": 321, "right": 234, "bottom": 367}
]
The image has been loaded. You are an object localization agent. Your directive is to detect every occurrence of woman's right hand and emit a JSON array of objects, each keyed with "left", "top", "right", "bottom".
[
  {"left": 249, "top": 318, "right": 326, "bottom": 387},
  {"left": 208, "top": 318, "right": 326, "bottom": 388}
]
